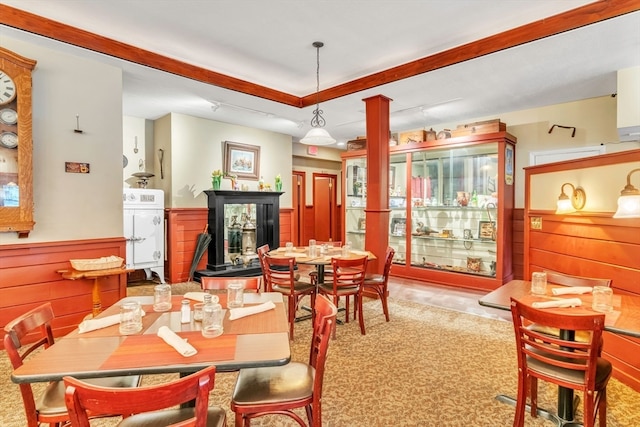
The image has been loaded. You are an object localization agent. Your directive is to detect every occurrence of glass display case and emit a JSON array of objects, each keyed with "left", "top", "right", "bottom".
[
  {"left": 342, "top": 132, "right": 515, "bottom": 290},
  {"left": 344, "top": 156, "right": 367, "bottom": 250},
  {"left": 203, "top": 190, "right": 282, "bottom": 274}
]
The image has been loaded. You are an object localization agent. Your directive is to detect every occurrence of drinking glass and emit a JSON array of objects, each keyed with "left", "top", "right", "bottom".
[
  {"left": 308, "top": 239, "right": 317, "bottom": 257},
  {"left": 592, "top": 286, "right": 613, "bottom": 313},
  {"left": 193, "top": 302, "right": 205, "bottom": 322},
  {"left": 201, "top": 302, "right": 223, "bottom": 338},
  {"left": 153, "top": 284, "right": 172, "bottom": 312},
  {"left": 341, "top": 245, "right": 350, "bottom": 257},
  {"left": 530, "top": 272, "right": 547, "bottom": 295},
  {"left": 285, "top": 241, "right": 293, "bottom": 252},
  {"left": 227, "top": 282, "right": 245, "bottom": 309},
  {"left": 119, "top": 301, "right": 142, "bottom": 335}
]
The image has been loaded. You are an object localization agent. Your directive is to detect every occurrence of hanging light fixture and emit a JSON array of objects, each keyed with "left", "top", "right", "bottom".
[
  {"left": 613, "top": 168, "right": 640, "bottom": 218},
  {"left": 300, "top": 41, "right": 335, "bottom": 146}
]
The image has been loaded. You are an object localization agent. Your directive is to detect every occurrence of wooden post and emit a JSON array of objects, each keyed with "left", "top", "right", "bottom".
[{"left": 363, "top": 95, "right": 392, "bottom": 273}]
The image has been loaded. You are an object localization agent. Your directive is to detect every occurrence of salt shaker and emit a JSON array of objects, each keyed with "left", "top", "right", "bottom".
[{"left": 180, "top": 299, "right": 191, "bottom": 324}]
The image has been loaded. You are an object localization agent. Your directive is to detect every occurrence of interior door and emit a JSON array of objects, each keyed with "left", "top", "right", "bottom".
[
  {"left": 292, "top": 171, "right": 305, "bottom": 246},
  {"left": 313, "top": 174, "right": 337, "bottom": 241}
]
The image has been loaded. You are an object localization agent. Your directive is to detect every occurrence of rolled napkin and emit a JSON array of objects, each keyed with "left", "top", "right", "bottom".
[
  {"left": 183, "top": 291, "right": 207, "bottom": 302},
  {"left": 551, "top": 286, "right": 593, "bottom": 296},
  {"left": 229, "top": 301, "right": 276, "bottom": 320},
  {"left": 157, "top": 326, "right": 197, "bottom": 357},
  {"left": 78, "top": 310, "right": 146, "bottom": 334},
  {"left": 351, "top": 250, "right": 369, "bottom": 256},
  {"left": 532, "top": 298, "right": 582, "bottom": 309}
]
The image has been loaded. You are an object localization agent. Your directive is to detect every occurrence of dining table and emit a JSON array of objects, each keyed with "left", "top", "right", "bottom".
[
  {"left": 11, "top": 292, "right": 291, "bottom": 385},
  {"left": 479, "top": 279, "right": 640, "bottom": 427},
  {"left": 267, "top": 245, "right": 376, "bottom": 322}
]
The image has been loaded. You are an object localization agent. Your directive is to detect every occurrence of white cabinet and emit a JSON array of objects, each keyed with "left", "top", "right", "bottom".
[{"left": 123, "top": 189, "right": 165, "bottom": 283}]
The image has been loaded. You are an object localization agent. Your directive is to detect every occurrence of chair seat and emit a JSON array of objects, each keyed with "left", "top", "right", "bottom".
[
  {"left": 318, "top": 283, "right": 358, "bottom": 296},
  {"left": 232, "top": 362, "right": 314, "bottom": 405},
  {"left": 527, "top": 354, "right": 612, "bottom": 386},
  {"left": 38, "top": 376, "right": 141, "bottom": 416},
  {"left": 273, "top": 281, "right": 315, "bottom": 294},
  {"left": 364, "top": 274, "right": 384, "bottom": 284},
  {"left": 119, "top": 407, "right": 226, "bottom": 427}
]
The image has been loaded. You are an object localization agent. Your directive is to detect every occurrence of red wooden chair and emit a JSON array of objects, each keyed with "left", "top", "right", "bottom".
[
  {"left": 264, "top": 254, "right": 316, "bottom": 340},
  {"left": 318, "top": 255, "right": 368, "bottom": 336},
  {"left": 3, "top": 302, "right": 141, "bottom": 427},
  {"left": 201, "top": 276, "right": 262, "bottom": 293},
  {"left": 362, "top": 246, "right": 395, "bottom": 322},
  {"left": 256, "top": 244, "right": 270, "bottom": 289},
  {"left": 510, "top": 298, "right": 611, "bottom": 427},
  {"left": 64, "top": 365, "right": 226, "bottom": 427},
  {"left": 231, "top": 295, "right": 337, "bottom": 427}
]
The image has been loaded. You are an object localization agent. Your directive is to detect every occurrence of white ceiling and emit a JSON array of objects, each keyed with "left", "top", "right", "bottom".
[{"left": 1, "top": 1, "right": 639, "bottom": 146}]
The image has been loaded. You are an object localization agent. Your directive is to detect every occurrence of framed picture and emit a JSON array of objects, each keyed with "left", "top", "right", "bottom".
[
  {"left": 478, "top": 221, "right": 496, "bottom": 240},
  {"left": 390, "top": 217, "right": 406, "bottom": 236},
  {"left": 223, "top": 141, "right": 260, "bottom": 180},
  {"left": 505, "top": 144, "right": 514, "bottom": 185},
  {"left": 358, "top": 218, "right": 366, "bottom": 230}
]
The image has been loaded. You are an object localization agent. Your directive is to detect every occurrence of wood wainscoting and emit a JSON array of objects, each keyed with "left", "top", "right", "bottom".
[
  {"left": 524, "top": 149, "right": 640, "bottom": 392},
  {"left": 0, "top": 238, "right": 127, "bottom": 349}
]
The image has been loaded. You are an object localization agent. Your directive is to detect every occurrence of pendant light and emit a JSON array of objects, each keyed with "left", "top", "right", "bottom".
[{"left": 300, "top": 41, "right": 335, "bottom": 146}]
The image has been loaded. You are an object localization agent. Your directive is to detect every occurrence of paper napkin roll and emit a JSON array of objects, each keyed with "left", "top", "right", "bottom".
[
  {"left": 532, "top": 298, "right": 582, "bottom": 309},
  {"left": 183, "top": 291, "right": 207, "bottom": 302},
  {"left": 78, "top": 310, "right": 146, "bottom": 334},
  {"left": 351, "top": 250, "right": 369, "bottom": 256},
  {"left": 551, "top": 286, "right": 593, "bottom": 296},
  {"left": 229, "top": 301, "right": 276, "bottom": 320},
  {"left": 284, "top": 252, "right": 306, "bottom": 258},
  {"left": 157, "top": 326, "right": 197, "bottom": 357}
]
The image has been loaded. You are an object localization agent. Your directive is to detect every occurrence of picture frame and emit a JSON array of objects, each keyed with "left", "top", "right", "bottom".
[
  {"left": 358, "top": 218, "right": 366, "bottom": 231},
  {"left": 390, "top": 217, "right": 406, "bottom": 236},
  {"left": 478, "top": 221, "right": 497, "bottom": 240},
  {"left": 223, "top": 141, "right": 260, "bottom": 180}
]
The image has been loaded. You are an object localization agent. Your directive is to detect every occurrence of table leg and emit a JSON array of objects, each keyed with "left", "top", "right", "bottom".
[{"left": 91, "top": 277, "right": 102, "bottom": 317}]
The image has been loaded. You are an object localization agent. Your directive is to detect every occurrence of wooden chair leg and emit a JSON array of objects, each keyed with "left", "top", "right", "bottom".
[{"left": 357, "top": 293, "right": 366, "bottom": 335}]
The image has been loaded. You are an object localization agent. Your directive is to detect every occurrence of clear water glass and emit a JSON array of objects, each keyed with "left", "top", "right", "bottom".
[
  {"left": 119, "top": 301, "right": 142, "bottom": 335},
  {"left": 592, "top": 286, "right": 613, "bottom": 313},
  {"left": 201, "top": 302, "right": 223, "bottom": 338},
  {"left": 530, "top": 272, "right": 547, "bottom": 295},
  {"left": 227, "top": 282, "right": 244, "bottom": 308},
  {"left": 153, "top": 284, "right": 172, "bottom": 312}
]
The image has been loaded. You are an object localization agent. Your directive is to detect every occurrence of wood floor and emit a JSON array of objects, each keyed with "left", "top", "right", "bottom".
[{"left": 387, "top": 276, "right": 511, "bottom": 322}]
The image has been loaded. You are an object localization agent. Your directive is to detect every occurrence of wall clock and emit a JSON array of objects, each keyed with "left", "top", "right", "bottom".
[{"left": 0, "top": 47, "right": 37, "bottom": 237}]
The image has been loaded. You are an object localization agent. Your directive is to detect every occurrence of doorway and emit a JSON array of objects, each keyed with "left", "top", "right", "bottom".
[
  {"left": 312, "top": 173, "right": 338, "bottom": 242},
  {"left": 291, "top": 171, "right": 305, "bottom": 246}
]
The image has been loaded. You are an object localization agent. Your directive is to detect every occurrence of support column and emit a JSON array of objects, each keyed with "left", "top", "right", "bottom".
[{"left": 363, "top": 95, "right": 392, "bottom": 273}]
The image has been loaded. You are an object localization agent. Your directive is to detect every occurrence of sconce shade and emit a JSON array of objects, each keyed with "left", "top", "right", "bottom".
[
  {"left": 555, "top": 182, "right": 586, "bottom": 215},
  {"left": 613, "top": 168, "right": 640, "bottom": 218},
  {"left": 300, "top": 127, "right": 336, "bottom": 146}
]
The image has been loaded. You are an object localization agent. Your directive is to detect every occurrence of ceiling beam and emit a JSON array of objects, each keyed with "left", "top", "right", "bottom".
[{"left": 1, "top": 0, "right": 638, "bottom": 109}]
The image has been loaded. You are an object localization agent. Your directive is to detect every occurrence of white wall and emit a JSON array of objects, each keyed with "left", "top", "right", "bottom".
[
  {"left": 153, "top": 113, "right": 294, "bottom": 208},
  {"left": 1, "top": 36, "right": 124, "bottom": 244}
]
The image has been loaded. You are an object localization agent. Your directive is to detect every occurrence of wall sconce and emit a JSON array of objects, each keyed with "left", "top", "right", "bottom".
[
  {"left": 555, "top": 183, "right": 586, "bottom": 215},
  {"left": 613, "top": 168, "right": 640, "bottom": 218}
]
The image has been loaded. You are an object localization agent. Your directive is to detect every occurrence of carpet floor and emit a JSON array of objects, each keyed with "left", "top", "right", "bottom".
[{"left": 2, "top": 282, "right": 638, "bottom": 426}]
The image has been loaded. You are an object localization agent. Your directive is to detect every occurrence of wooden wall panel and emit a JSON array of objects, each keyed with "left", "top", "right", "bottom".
[
  {"left": 0, "top": 238, "right": 127, "bottom": 349},
  {"left": 525, "top": 150, "right": 640, "bottom": 392},
  {"left": 279, "top": 208, "right": 293, "bottom": 245},
  {"left": 165, "top": 208, "right": 208, "bottom": 284}
]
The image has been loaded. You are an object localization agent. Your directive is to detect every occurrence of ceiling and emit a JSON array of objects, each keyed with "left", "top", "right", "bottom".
[{"left": 1, "top": 1, "right": 639, "bottom": 147}]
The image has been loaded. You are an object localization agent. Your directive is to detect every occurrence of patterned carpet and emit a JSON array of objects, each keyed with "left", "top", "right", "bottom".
[{"left": 2, "top": 282, "right": 639, "bottom": 426}]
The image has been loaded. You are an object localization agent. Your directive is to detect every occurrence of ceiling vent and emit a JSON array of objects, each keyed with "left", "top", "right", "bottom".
[{"left": 617, "top": 67, "right": 640, "bottom": 142}]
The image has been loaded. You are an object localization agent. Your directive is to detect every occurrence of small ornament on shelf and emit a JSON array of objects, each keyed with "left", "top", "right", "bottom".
[
  {"left": 275, "top": 174, "right": 282, "bottom": 192},
  {"left": 258, "top": 176, "right": 265, "bottom": 191},
  {"left": 211, "top": 170, "right": 222, "bottom": 190}
]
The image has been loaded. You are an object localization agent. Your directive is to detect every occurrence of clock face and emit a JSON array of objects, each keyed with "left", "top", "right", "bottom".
[
  {"left": 0, "top": 108, "right": 17, "bottom": 125},
  {"left": 0, "top": 71, "right": 17, "bottom": 105},
  {"left": 0, "top": 131, "right": 18, "bottom": 149}
]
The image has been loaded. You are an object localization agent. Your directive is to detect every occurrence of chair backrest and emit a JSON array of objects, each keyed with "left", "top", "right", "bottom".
[
  {"left": 308, "top": 295, "right": 338, "bottom": 426},
  {"left": 542, "top": 270, "right": 612, "bottom": 288},
  {"left": 330, "top": 256, "right": 368, "bottom": 292},
  {"left": 3, "top": 302, "right": 56, "bottom": 427},
  {"left": 381, "top": 246, "right": 396, "bottom": 281},
  {"left": 64, "top": 365, "right": 218, "bottom": 427},
  {"left": 510, "top": 297, "right": 604, "bottom": 392},
  {"left": 200, "top": 276, "right": 261, "bottom": 293},
  {"left": 257, "top": 244, "right": 270, "bottom": 290},
  {"left": 264, "top": 255, "right": 297, "bottom": 295}
]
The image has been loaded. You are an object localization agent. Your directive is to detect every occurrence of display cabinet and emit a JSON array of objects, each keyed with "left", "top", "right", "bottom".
[
  {"left": 344, "top": 156, "right": 367, "bottom": 250},
  {"left": 202, "top": 190, "right": 283, "bottom": 276},
  {"left": 0, "top": 47, "right": 36, "bottom": 237},
  {"left": 342, "top": 132, "right": 516, "bottom": 290}
]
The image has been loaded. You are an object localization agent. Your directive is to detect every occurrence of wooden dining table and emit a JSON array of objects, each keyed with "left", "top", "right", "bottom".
[
  {"left": 11, "top": 292, "right": 290, "bottom": 385},
  {"left": 479, "top": 279, "right": 640, "bottom": 426}
]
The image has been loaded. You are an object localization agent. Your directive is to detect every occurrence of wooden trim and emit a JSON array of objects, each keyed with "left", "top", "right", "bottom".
[{"left": 1, "top": 1, "right": 637, "bottom": 107}]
